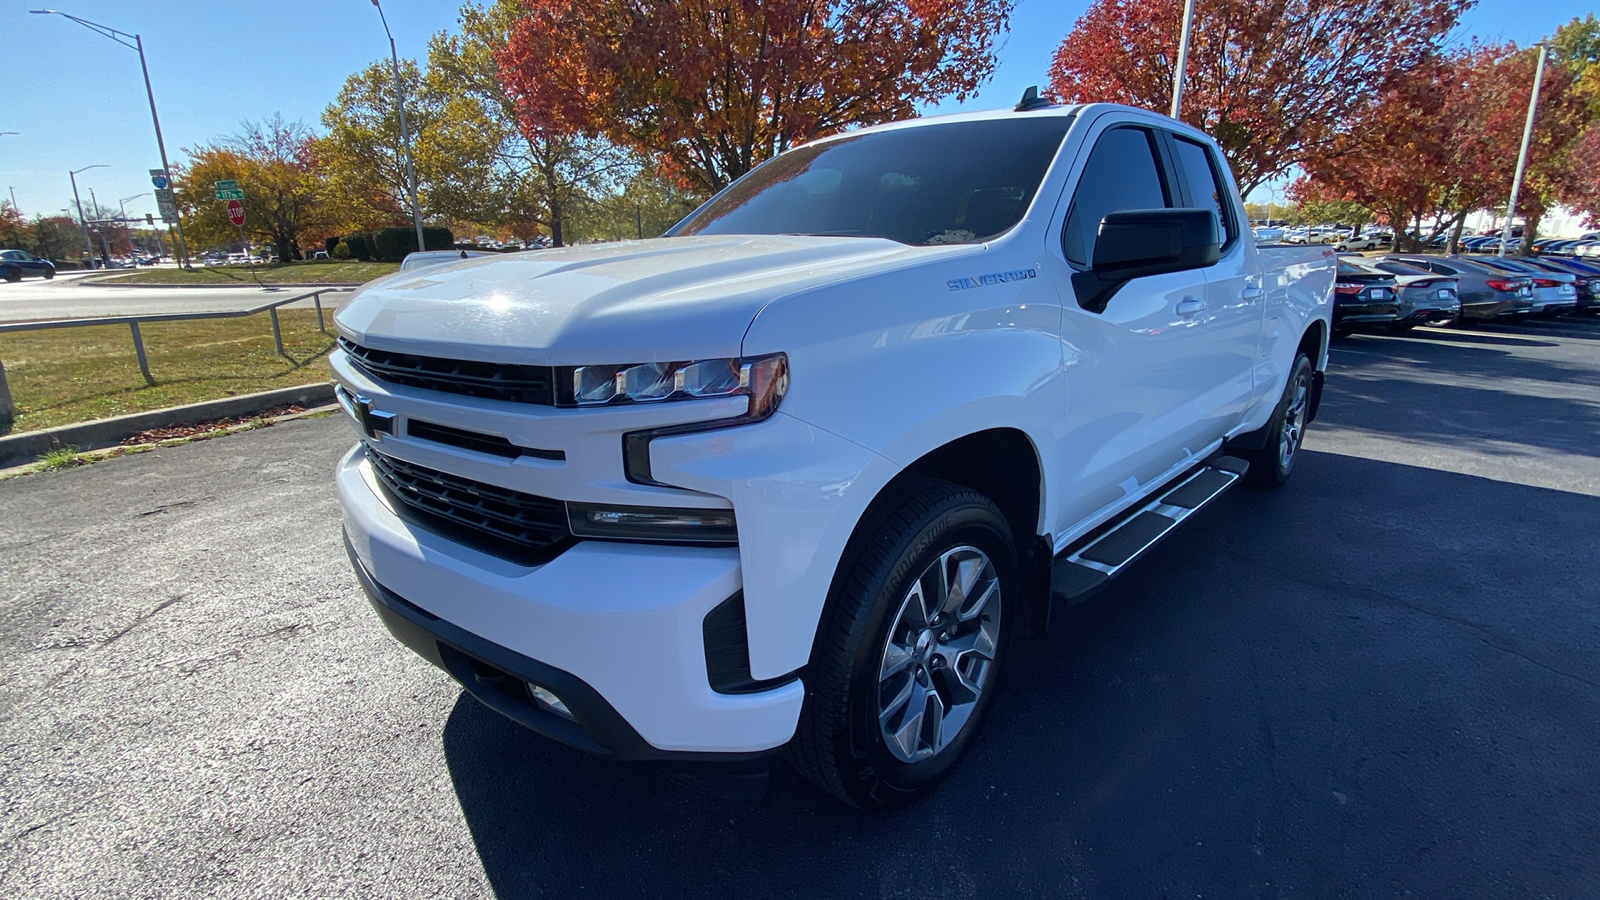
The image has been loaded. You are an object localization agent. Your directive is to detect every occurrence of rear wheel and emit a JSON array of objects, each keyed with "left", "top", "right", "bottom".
[
  {"left": 2, "top": 268, "right": 19, "bottom": 283},
  {"left": 1242, "top": 352, "right": 1313, "bottom": 489},
  {"left": 788, "top": 478, "right": 1015, "bottom": 809}
]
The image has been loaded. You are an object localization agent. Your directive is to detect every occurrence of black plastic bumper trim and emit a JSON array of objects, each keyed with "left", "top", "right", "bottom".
[{"left": 344, "top": 532, "right": 785, "bottom": 768}]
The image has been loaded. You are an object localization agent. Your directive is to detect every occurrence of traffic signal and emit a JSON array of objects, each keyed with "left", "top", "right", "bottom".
[{"left": 146, "top": 213, "right": 155, "bottom": 225}]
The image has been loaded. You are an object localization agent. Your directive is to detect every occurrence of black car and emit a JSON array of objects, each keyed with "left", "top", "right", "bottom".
[
  {"left": 0, "top": 249, "right": 56, "bottom": 281},
  {"left": 1332, "top": 259, "right": 1401, "bottom": 332}
]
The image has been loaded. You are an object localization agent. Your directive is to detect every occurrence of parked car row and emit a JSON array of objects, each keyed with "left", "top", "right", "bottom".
[{"left": 1330, "top": 252, "right": 1598, "bottom": 333}]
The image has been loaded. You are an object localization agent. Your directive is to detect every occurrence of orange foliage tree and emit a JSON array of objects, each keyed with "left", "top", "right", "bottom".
[
  {"left": 1296, "top": 43, "right": 1587, "bottom": 252},
  {"left": 497, "top": 0, "right": 1015, "bottom": 193},
  {"left": 1047, "top": 0, "right": 1469, "bottom": 195}
]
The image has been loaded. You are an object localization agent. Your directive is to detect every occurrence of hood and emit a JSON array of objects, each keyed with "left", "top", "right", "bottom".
[{"left": 335, "top": 235, "right": 970, "bottom": 365}]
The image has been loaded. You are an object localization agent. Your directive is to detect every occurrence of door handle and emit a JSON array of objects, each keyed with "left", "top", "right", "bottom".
[
  {"left": 1176, "top": 297, "right": 1207, "bottom": 316},
  {"left": 1240, "top": 287, "right": 1266, "bottom": 302}
]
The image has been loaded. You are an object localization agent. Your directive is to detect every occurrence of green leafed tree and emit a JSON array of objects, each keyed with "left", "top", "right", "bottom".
[
  {"left": 421, "top": 1, "right": 634, "bottom": 246},
  {"left": 318, "top": 59, "right": 443, "bottom": 233},
  {"left": 175, "top": 115, "right": 333, "bottom": 261}
]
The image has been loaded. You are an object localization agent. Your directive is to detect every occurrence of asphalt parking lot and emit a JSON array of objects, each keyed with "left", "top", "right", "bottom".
[{"left": 3, "top": 317, "right": 1598, "bottom": 898}]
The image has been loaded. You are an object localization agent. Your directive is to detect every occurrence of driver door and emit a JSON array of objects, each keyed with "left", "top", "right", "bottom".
[{"left": 1038, "top": 122, "right": 1230, "bottom": 538}]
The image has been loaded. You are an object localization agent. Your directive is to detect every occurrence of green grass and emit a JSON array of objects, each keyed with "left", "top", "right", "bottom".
[
  {"left": 35, "top": 447, "right": 82, "bottom": 471},
  {"left": 0, "top": 309, "right": 335, "bottom": 434},
  {"left": 97, "top": 260, "right": 398, "bottom": 285}
]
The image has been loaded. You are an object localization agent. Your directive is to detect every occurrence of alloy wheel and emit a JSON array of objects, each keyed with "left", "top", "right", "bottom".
[{"left": 876, "top": 545, "right": 1001, "bottom": 764}]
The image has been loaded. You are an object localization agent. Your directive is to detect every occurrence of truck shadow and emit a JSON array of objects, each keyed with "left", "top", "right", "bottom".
[{"left": 441, "top": 451, "right": 1600, "bottom": 900}]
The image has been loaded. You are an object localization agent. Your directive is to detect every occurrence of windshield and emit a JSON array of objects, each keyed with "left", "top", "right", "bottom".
[{"left": 671, "top": 117, "right": 1073, "bottom": 246}]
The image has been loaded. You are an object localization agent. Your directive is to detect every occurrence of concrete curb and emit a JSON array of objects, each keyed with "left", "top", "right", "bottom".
[{"left": 0, "top": 382, "right": 337, "bottom": 467}]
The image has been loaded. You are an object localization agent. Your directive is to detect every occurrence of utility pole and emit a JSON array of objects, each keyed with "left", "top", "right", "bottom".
[
  {"left": 32, "top": 10, "right": 193, "bottom": 268},
  {"left": 1499, "top": 43, "right": 1548, "bottom": 258},
  {"left": 68, "top": 164, "right": 105, "bottom": 265},
  {"left": 1170, "top": 0, "right": 1196, "bottom": 119},
  {"left": 371, "top": 0, "right": 426, "bottom": 254}
]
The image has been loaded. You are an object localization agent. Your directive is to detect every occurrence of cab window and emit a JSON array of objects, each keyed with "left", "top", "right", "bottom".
[
  {"left": 1171, "top": 136, "right": 1236, "bottom": 248},
  {"left": 1062, "top": 127, "right": 1171, "bottom": 267}
]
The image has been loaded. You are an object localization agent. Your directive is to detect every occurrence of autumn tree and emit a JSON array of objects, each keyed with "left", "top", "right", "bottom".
[
  {"left": 498, "top": 0, "right": 1015, "bottom": 194},
  {"left": 423, "top": 1, "right": 634, "bottom": 246},
  {"left": 177, "top": 116, "right": 332, "bottom": 262},
  {"left": 1552, "top": 15, "right": 1600, "bottom": 227},
  {"left": 1048, "top": 0, "right": 1469, "bottom": 194},
  {"left": 569, "top": 163, "right": 708, "bottom": 241},
  {"left": 1295, "top": 42, "right": 1587, "bottom": 253},
  {"left": 318, "top": 60, "right": 443, "bottom": 232}
]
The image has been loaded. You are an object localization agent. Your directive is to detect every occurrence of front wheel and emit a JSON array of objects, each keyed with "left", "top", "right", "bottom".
[
  {"left": 788, "top": 478, "right": 1016, "bottom": 809},
  {"left": 43, "top": 267, "right": 54, "bottom": 280},
  {"left": 1243, "top": 352, "right": 1314, "bottom": 488}
]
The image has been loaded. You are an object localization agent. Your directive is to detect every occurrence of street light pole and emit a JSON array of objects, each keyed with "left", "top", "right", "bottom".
[
  {"left": 68, "top": 164, "right": 105, "bottom": 264},
  {"left": 31, "top": 10, "right": 193, "bottom": 268},
  {"left": 372, "top": 0, "right": 427, "bottom": 254},
  {"left": 1, "top": 133, "right": 16, "bottom": 214},
  {"left": 1498, "top": 43, "right": 1548, "bottom": 258},
  {"left": 1170, "top": 0, "right": 1196, "bottom": 119}
]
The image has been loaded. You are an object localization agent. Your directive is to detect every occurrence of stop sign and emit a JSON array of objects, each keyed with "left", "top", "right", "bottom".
[{"left": 226, "top": 199, "right": 245, "bottom": 227}]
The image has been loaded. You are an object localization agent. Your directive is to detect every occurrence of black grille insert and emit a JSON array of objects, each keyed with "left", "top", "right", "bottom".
[
  {"left": 366, "top": 448, "right": 572, "bottom": 562},
  {"left": 340, "top": 337, "right": 557, "bottom": 405},
  {"left": 406, "top": 419, "right": 564, "bottom": 461}
]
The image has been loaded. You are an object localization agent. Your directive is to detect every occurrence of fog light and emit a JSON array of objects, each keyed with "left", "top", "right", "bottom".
[
  {"left": 528, "top": 684, "right": 575, "bottom": 720},
  {"left": 566, "top": 502, "right": 738, "bottom": 543}
]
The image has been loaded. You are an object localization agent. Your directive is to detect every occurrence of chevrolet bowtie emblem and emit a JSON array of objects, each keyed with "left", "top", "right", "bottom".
[{"left": 355, "top": 395, "right": 396, "bottom": 441}]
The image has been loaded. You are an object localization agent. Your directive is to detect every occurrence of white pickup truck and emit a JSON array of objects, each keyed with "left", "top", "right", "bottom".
[{"left": 334, "top": 100, "right": 1335, "bottom": 808}]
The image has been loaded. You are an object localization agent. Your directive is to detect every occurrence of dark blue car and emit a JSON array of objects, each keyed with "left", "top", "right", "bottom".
[{"left": 0, "top": 249, "right": 56, "bottom": 281}]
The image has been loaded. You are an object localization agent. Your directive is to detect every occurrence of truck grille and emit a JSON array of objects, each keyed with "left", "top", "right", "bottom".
[
  {"left": 340, "top": 338, "right": 557, "bottom": 405},
  {"left": 366, "top": 447, "right": 572, "bottom": 562}
]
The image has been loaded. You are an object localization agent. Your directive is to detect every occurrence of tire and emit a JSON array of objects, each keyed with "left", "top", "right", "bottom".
[
  {"left": 788, "top": 477, "right": 1016, "bottom": 809},
  {"left": 1242, "top": 351, "right": 1313, "bottom": 489},
  {"left": 2, "top": 268, "right": 19, "bottom": 283},
  {"left": 43, "top": 267, "right": 54, "bottom": 280}
]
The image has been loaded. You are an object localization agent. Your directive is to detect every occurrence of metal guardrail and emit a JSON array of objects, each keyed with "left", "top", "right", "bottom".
[{"left": 0, "top": 287, "right": 353, "bottom": 387}]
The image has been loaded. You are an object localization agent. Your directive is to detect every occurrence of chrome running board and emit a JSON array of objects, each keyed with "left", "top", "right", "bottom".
[{"left": 1050, "top": 456, "right": 1249, "bottom": 604}]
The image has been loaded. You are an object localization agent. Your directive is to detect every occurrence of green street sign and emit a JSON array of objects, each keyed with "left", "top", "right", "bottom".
[
  {"left": 215, "top": 188, "right": 245, "bottom": 201},
  {"left": 214, "top": 179, "right": 239, "bottom": 190}
]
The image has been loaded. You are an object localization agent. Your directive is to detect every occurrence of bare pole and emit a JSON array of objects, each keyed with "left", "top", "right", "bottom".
[
  {"left": 30, "top": 11, "right": 193, "bottom": 268},
  {"left": 1498, "top": 43, "right": 1548, "bottom": 258},
  {"left": 1170, "top": 0, "right": 1196, "bottom": 119},
  {"left": 373, "top": 1, "right": 426, "bottom": 254},
  {"left": 135, "top": 33, "right": 191, "bottom": 268}
]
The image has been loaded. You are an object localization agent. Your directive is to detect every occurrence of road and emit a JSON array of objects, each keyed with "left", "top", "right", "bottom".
[
  {"left": 2, "top": 318, "right": 1598, "bottom": 898},
  {"left": 0, "top": 273, "right": 348, "bottom": 323}
]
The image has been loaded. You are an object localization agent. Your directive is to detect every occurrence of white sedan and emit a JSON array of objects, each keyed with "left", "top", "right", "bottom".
[{"left": 1335, "top": 234, "right": 1390, "bottom": 252}]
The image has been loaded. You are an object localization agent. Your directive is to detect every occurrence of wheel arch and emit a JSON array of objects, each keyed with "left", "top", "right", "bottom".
[{"left": 849, "top": 427, "right": 1053, "bottom": 636}]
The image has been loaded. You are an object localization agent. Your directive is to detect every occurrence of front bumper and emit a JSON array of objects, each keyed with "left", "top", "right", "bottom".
[{"left": 338, "top": 444, "right": 805, "bottom": 756}]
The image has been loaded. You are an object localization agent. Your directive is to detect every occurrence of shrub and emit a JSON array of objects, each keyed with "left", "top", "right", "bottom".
[
  {"left": 423, "top": 226, "right": 453, "bottom": 251},
  {"left": 331, "top": 241, "right": 352, "bottom": 260},
  {"left": 344, "top": 233, "right": 372, "bottom": 261}
]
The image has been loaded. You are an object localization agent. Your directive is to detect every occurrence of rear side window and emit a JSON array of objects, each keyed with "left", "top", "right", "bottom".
[
  {"left": 1171, "top": 137, "right": 1236, "bottom": 246},
  {"left": 1062, "top": 127, "right": 1171, "bottom": 266}
]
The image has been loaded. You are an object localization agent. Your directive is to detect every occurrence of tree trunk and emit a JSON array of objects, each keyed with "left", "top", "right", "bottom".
[
  {"left": 274, "top": 235, "right": 293, "bottom": 265},
  {"left": 1446, "top": 215, "right": 1467, "bottom": 255},
  {"left": 1518, "top": 212, "right": 1540, "bottom": 256},
  {"left": 549, "top": 203, "right": 564, "bottom": 248}
]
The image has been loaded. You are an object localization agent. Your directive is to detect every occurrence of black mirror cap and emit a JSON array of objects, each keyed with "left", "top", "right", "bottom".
[{"left": 1073, "top": 208, "right": 1221, "bottom": 312}]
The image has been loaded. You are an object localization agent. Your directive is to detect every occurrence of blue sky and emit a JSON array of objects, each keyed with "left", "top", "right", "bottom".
[{"left": 0, "top": 0, "right": 1591, "bottom": 222}]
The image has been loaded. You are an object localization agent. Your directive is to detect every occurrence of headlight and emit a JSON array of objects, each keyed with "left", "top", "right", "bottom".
[{"left": 564, "top": 353, "right": 787, "bottom": 419}]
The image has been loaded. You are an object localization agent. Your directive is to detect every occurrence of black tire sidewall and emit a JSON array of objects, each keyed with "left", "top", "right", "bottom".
[
  {"left": 841, "top": 498, "right": 1016, "bottom": 801},
  {"left": 1264, "top": 353, "right": 1314, "bottom": 483}
]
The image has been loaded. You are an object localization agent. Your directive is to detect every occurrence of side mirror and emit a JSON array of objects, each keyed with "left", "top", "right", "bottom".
[{"left": 1072, "top": 208, "right": 1220, "bottom": 313}]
